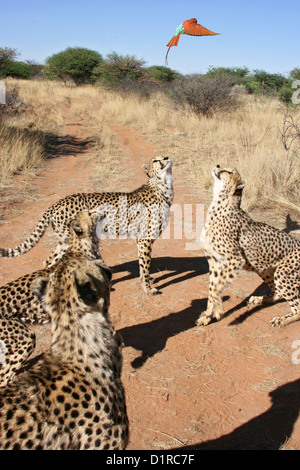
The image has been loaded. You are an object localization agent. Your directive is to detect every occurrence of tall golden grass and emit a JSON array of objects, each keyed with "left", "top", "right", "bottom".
[
  {"left": 1, "top": 78, "right": 300, "bottom": 214},
  {"left": 99, "top": 88, "right": 300, "bottom": 212}
]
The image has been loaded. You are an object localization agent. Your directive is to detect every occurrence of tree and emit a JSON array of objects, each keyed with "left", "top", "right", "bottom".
[
  {"left": 206, "top": 66, "right": 249, "bottom": 79},
  {"left": 147, "top": 65, "right": 177, "bottom": 82},
  {"left": 0, "top": 47, "right": 18, "bottom": 77},
  {"left": 94, "top": 52, "right": 146, "bottom": 88},
  {"left": 1, "top": 61, "right": 34, "bottom": 79},
  {"left": 253, "top": 70, "right": 288, "bottom": 93},
  {"left": 44, "top": 47, "right": 103, "bottom": 85},
  {"left": 290, "top": 68, "right": 300, "bottom": 81}
]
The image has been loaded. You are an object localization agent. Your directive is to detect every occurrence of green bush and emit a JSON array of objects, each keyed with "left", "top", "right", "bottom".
[
  {"left": 289, "top": 67, "right": 300, "bottom": 81},
  {"left": 206, "top": 66, "right": 249, "bottom": 79},
  {"left": 279, "top": 85, "right": 294, "bottom": 104},
  {"left": 94, "top": 52, "right": 146, "bottom": 89},
  {"left": 1, "top": 61, "right": 34, "bottom": 79},
  {"left": 253, "top": 70, "right": 288, "bottom": 94},
  {"left": 44, "top": 47, "right": 103, "bottom": 85},
  {"left": 147, "top": 65, "right": 177, "bottom": 82}
]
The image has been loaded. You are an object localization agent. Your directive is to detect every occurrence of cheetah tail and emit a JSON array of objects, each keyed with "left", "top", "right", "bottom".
[{"left": 0, "top": 209, "right": 52, "bottom": 258}]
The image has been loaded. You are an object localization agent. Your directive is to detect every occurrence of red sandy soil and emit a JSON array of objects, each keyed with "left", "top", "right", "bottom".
[{"left": 1, "top": 100, "right": 300, "bottom": 450}]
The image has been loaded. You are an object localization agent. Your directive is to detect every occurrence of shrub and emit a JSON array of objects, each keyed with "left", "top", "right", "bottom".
[
  {"left": 1, "top": 61, "right": 34, "bottom": 79},
  {"left": 253, "top": 70, "right": 288, "bottom": 94},
  {"left": 206, "top": 66, "right": 249, "bottom": 79},
  {"left": 289, "top": 67, "right": 300, "bottom": 81},
  {"left": 168, "top": 75, "right": 238, "bottom": 116},
  {"left": 147, "top": 65, "right": 177, "bottom": 82},
  {"left": 279, "top": 85, "right": 294, "bottom": 105},
  {"left": 44, "top": 47, "right": 103, "bottom": 85},
  {"left": 94, "top": 52, "right": 146, "bottom": 89}
]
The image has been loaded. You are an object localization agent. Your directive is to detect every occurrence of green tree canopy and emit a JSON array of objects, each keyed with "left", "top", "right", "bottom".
[
  {"left": 44, "top": 47, "right": 103, "bottom": 85},
  {"left": 147, "top": 65, "right": 177, "bottom": 82},
  {"left": 94, "top": 52, "right": 146, "bottom": 88}
]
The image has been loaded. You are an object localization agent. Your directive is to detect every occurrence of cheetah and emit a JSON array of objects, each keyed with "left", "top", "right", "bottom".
[
  {"left": 197, "top": 165, "right": 300, "bottom": 328},
  {"left": 0, "top": 156, "right": 174, "bottom": 295},
  {"left": 0, "top": 210, "right": 102, "bottom": 386},
  {"left": 0, "top": 254, "right": 129, "bottom": 450}
]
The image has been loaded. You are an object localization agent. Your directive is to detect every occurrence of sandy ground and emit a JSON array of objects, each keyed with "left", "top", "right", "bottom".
[{"left": 1, "top": 100, "right": 300, "bottom": 450}]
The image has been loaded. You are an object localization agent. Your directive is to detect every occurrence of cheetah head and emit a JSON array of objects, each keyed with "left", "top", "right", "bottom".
[
  {"left": 71, "top": 210, "right": 99, "bottom": 240},
  {"left": 212, "top": 165, "right": 246, "bottom": 200},
  {"left": 142, "top": 156, "right": 172, "bottom": 184},
  {"left": 31, "top": 258, "right": 112, "bottom": 318}
]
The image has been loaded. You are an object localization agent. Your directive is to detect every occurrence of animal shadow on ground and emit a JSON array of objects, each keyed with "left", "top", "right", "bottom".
[
  {"left": 46, "top": 133, "right": 93, "bottom": 158},
  {"left": 179, "top": 378, "right": 300, "bottom": 450},
  {"left": 111, "top": 255, "right": 209, "bottom": 292},
  {"left": 119, "top": 298, "right": 207, "bottom": 369},
  {"left": 114, "top": 256, "right": 209, "bottom": 367}
]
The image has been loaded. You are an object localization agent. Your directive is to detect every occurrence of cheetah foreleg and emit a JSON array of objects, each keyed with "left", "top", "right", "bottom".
[
  {"left": 137, "top": 238, "right": 158, "bottom": 295},
  {"left": 197, "top": 254, "right": 244, "bottom": 326}
]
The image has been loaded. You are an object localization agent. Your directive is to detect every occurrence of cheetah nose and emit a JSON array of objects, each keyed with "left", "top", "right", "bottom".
[{"left": 216, "top": 164, "right": 220, "bottom": 168}]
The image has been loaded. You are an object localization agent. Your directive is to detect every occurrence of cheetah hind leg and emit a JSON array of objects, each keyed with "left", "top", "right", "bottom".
[
  {"left": 137, "top": 238, "right": 158, "bottom": 295},
  {"left": 270, "top": 260, "right": 300, "bottom": 327},
  {"left": 247, "top": 267, "right": 281, "bottom": 309}
]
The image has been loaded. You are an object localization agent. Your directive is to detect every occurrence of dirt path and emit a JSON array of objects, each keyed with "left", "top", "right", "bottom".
[{"left": 1, "top": 100, "right": 300, "bottom": 450}]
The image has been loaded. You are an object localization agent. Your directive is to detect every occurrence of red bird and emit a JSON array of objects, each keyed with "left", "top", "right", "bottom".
[{"left": 166, "top": 18, "right": 219, "bottom": 64}]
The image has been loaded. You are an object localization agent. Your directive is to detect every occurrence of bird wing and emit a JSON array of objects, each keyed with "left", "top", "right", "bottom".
[{"left": 184, "top": 22, "right": 219, "bottom": 37}]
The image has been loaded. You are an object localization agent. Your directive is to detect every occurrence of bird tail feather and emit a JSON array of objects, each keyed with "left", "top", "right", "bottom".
[{"left": 166, "top": 35, "right": 180, "bottom": 48}]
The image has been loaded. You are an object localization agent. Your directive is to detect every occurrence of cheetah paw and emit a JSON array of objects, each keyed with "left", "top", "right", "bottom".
[
  {"left": 270, "top": 316, "right": 286, "bottom": 328},
  {"left": 196, "top": 314, "right": 212, "bottom": 326}
]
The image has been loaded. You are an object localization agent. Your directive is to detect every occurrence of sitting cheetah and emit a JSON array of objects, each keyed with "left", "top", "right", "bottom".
[
  {"left": 0, "top": 211, "right": 101, "bottom": 386},
  {"left": 0, "top": 156, "right": 174, "bottom": 295},
  {"left": 0, "top": 255, "right": 129, "bottom": 450},
  {"left": 197, "top": 165, "right": 300, "bottom": 328}
]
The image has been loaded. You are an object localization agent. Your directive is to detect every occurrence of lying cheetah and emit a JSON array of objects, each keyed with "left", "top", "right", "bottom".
[
  {"left": 197, "top": 165, "right": 300, "bottom": 328},
  {"left": 0, "top": 255, "right": 129, "bottom": 450},
  {"left": 0, "top": 211, "right": 101, "bottom": 386},
  {"left": 0, "top": 156, "right": 174, "bottom": 295}
]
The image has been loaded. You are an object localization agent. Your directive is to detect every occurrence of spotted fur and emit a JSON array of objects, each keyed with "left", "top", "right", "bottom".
[
  {"left": 0, "top": 156, "right": 173, "bottom": 295},
  {"left": 0, "top": 255, "right": 129, "bottom": 450},
  {"left": 0, "top": 211, "right": 101, "bottom": 386},
  {"left": 197, "top": 165, "right": 300, "bottom": 328}
]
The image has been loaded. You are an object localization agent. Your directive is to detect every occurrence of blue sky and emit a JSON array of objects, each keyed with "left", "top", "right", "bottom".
[{"left": 1, "top": 0, "right": 299, "bottom": 76}]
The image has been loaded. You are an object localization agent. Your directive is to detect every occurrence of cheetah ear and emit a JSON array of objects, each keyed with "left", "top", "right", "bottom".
[
  {"left": 71, "top": 219, "right": 84, "bottom": 237},
  {"left": 236, "top": 179, "right": 246, "bottom": 190},
  {"left": 142, "top": 163, "right": 149, "bottom": 176},
  {"left": 31, "top": 276, "right": 49, "bottom": 302}
]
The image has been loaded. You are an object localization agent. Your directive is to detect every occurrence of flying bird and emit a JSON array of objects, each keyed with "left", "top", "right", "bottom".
[{"left": 165, "top": 18, "right": 219, "bottom": 65}]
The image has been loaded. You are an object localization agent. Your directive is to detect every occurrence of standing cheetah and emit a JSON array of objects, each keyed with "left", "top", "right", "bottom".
[
  {"left": 0, "top": 211, "right": 101, "bottom": 386},
  {"left": 0, "top": 255, "right": 129, "bottom": 450},
  {"left": 197, "top": 165, "right": 300, "bottom": 328},
  {"left": 0, "top": 156, "right": 174, "bottom": 295}
]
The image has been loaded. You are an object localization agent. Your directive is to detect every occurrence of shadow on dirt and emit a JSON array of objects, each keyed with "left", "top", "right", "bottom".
[
  {"left": 179, "top": 378, "right": 300, "bottom": 450},
  {"left": 46, "top": 133, "right": 93, "bottom": 158},
  {"left": 119, "top": 297, "right": 207, "bottom": 369},
  {"left": 111, "top": 255, "right": 209, "bottom": 290}
]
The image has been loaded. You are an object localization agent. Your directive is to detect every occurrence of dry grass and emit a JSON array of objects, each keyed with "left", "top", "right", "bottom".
[
  {"left": 1, "top": 78, "right": 300, "bottom": 215},
  {"left": 0, "top": 79, "right": 116, "bottom": 185},
  {"left": 99, "top": 88, "right": 300, "bottom": 213}
]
